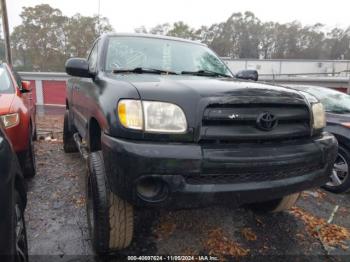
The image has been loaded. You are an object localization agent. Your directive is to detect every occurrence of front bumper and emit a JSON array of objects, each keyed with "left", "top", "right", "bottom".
[{"left": 102, "top": 132, "right": 337, "bottom": 209}]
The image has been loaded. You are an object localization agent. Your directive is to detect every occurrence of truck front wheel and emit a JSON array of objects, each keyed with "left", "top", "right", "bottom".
[
  {"left": 250, "top": 193, "right": 300, "bottom": 213},
  {"left": 87, "top": 151, "right": 134, "bottom": 254}
]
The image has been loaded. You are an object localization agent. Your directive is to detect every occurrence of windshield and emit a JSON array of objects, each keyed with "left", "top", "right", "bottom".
[
  {"left": 0, "top": 67, "right": 14, "bottom": 94},
  {"left": 105, "top": 36, "right": 232, "bottom": 77},
  {"left": 297, "top": 86, "right": 350, "bottom": 114}
]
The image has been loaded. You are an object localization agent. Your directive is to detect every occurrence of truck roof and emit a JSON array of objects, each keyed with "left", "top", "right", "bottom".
[{"left": 103, "top": 33, "right": 207, "bottom": 46}]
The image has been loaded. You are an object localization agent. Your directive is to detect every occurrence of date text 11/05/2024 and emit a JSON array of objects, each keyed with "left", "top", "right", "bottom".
[{"left": 127, "top": 255, "right": 219, "bottom": 261}]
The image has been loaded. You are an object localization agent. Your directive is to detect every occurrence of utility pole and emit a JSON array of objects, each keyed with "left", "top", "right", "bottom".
[
  {"left": 1, "top": 0, "right": 12, "bottom": 66},
  {"left": 97, "top": 0, "right": 101, "bottom": 35}
]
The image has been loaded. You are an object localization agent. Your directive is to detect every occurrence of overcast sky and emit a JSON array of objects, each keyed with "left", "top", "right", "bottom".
[{"left": 6, "top": 0, "right": 350, "bottom": 33}]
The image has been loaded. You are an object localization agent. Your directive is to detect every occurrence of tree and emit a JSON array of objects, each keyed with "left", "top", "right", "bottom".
[
  {"left": 65, "top": 14, "right": 113, "bottom": 58},
  {"left": 259, "top": 22, "right": 276, "bottom": 59},
  {"left": 167, "top": 22, "right": 197, "bottom": 39},
  {"left": 149, "top": 23, "right": 171, "bottom": 35},
  {"left": 297, "top": 24, "right": 325, "bottom": 59},
  {"left": 11, "top": 4, "right": 113, "bottom": 71},
  {"left": 145, "top": 22, "right": 198, "bottom": 40},
  {"left": 134, "top": 26, "right": 148, "bottom": 34},
  {"left": 140, "top": 11, "right": 350, "bottom": 60},
  {"left": 208, "top": 22, "right": 233, "bottom": 57},
  {"left": 11, "top": 4, "right": 67, "bottom": 71},
  {"left": 207, "top": 12, "right": 262, "bottom": 58},
  {"left": 324, "top": 27, "right": 350, "bottom": 60}
]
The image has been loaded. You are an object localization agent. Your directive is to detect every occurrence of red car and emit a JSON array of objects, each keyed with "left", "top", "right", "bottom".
[{"left": 0, "top": 63, "right": 36, "bottom": 178}]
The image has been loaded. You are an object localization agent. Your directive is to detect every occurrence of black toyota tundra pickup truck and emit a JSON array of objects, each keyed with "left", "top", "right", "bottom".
[{"left": 64, "top": 33, "right": 337, "bottom": 255}]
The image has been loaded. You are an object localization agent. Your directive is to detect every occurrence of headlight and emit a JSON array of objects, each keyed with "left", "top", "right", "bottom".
[
  {"left": 143, "top": 101, "right": 187, "bottom": 133},
  {"left": 0, "top": 113, "right": 19, "bottom": 128},
  {"left": 118, "top": 100, "right": 187, "bottom": 133},
  {"left": 118, "top": 100, "right": 143, "bottom": 130},
  {"left": 312, "top": 103, "right": 326, "bottom": 129}
]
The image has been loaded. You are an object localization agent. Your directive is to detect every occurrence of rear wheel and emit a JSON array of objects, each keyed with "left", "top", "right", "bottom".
[
  {"left": 63, "top": 110, "right": 78, "bottom": 153},
  {"left": 13, "top": 191, "right": 28, "bottom": 262},
  {"left": 250, "top": 193, "right": 300, "bottom": 213},
  {"left": 323, "top": 145, "right": 350, "bottom": 194},
  {"left": 86, "top": 151, "right": 134, "bottom": 254}
]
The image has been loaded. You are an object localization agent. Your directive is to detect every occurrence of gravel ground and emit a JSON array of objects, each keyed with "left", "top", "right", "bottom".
[{"left": 26, "top": 114, "right": 350, "bottom": 261}]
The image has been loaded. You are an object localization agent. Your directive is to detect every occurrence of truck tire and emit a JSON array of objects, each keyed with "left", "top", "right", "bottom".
[
  {"left": 250, "top": 193, "right": 300, "bottom": 213},
  {"left": 87, "top": 151, "right": 134, "bottom": 254},
  {"left": 63, "top": 110, "right": 78, "bottom": 153},
  {"left": 21, "top": 126, "right": 36, "bottom": 178}
]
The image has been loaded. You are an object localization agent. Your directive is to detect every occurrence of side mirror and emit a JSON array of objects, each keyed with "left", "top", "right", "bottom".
[
  {"left": 65, "top": 58, "right": 91, "bottom": 78},
  {"left": 235, "top": 70, "right": 258, "bottom": 81},
  {"left": 21, "top": 81, "right": 32, "bottom": 93}
]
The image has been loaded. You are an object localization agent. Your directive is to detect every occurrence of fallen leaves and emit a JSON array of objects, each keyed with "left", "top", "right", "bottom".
[
  {"left": 73, "top": 195, "right": 85, "bottom": 208},
  {"left": 302, "top": 190, "right": 327, "bottom": 200},
  {"left": 241, "top": 228, "right": 257, "bottom": 241},
  {"left": 290, "top": 207, "right": 350, "bottom": 248},
  {"left": 316, "top": 189, "right": 327, "bottom": 199},
  {"left": 204, "top": 228, "right": 249, "bottom": 260}
]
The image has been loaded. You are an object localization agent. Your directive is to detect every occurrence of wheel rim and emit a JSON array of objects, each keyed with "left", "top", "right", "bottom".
[
  {"left": 86, "top": 175, "right": 95, "bottom": 236},
  {"left": 326, "top": 152, "right": 349, "bottom": 188},
  {"left": 15, "top": 204, "right": 27, "bottom": 262}
]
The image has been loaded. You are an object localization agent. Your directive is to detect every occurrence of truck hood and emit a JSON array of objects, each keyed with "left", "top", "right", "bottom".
[
  {"left": 102, "top": 74, "right": 310, "bottom": 141},
  {"left": 0, "top": 94, "right": 15, "bottom": 115},
  {"left": 107, "top": 74, "right": 305, "bottom": 103}
]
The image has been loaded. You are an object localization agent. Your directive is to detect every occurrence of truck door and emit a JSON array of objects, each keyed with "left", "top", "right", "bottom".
[{"left": 73, "top": 40, "right": 100, "bottom": 139}]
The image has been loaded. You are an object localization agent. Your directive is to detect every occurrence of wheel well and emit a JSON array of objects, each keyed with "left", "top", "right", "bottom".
[
  {"left": 333, "top": 134, "right": 350, "bottom": 150},
  {"left": 89, "top": 118, "right": 101, "bottom": 152}
]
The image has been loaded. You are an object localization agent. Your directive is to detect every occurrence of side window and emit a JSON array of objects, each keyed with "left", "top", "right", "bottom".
[
  {"left": 0, "top": 67, "right": 14, "bottom": 94},
  {"left": 88, "top": 41, "right": 99, "bottom": 73}
]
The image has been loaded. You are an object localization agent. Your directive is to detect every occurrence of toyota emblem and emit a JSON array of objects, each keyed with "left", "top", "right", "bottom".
[{"left": 256, "top": 112, "right": 278, "bottom": 131}]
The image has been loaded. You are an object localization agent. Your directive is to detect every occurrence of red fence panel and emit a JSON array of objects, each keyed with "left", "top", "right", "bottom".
[
  {"left": 334, "top": 87, "right": 348, "bottom": 93},
  {"left": 42, "top": 80, "right": 66, "bottom": 105}
]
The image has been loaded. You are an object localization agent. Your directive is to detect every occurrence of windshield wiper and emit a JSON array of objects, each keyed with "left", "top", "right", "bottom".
[
  {"left": 113, "top": 67, "right": 178, "bottom": 75},
  {"left": 181, "top": 69, "right": 232, "bottom": 78}
]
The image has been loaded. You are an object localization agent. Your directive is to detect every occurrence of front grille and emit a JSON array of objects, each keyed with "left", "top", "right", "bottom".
[
  {"left": 185, "top": 164, "right": 322, "bottom": 185},
  {"left": 200, "top": 104, "right": 311, "bottom": 142}
]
